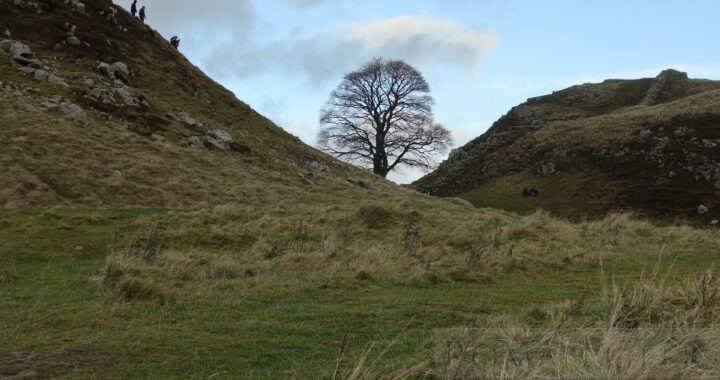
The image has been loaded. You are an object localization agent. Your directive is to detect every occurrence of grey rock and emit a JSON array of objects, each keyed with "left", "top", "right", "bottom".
[
  {"left": 66, "top": 36, "right": 81, "bottom": 46},
  {"left": 211, "top": 129, "right": 233, "bottom": 143},
  {"left": 111, "top": 169, "right": 123, "bottom": 178},
  {"left": 3, "top": 29, "right": 10, "bottom": 38},
  {"left": 43, "top": 99, "right": 87, "bottom": 122},
  {"left": 97, "top": 61, "right": 130, "bottom": 83},
  {"left": 0, "top": 39, "right": 32, "bottom": 59},
  {"left": 638, "top": 129, "right": 652, "bottom": 139},
  {"left": 113, "top": 85, "right": 137, "bottom": 105},
  {"left": 202, "top": 157, "right": 217, "bottom": 166},
  {"left": 445, "top": 197, "right": 475, "bottom": 208},
  {"left": 703, "top": 139, "right": 718, "bottom": 148},
  {"left": 88, "top": 87, "right": 116, "bottom": 104},
  {"left": 17, "top": 66, "right": 35, "bottom": 75},
  {"left": 309, "top": 161, "right": 329, "bottom": 172},
  {"left": 188, "top": 136, "right": 204, "bottom": 149},
  {"left": 97, "top": 62, "right": 111, "bottom": 77},
  {"left": 167, "top": 111, "right": 199, "bottom": 127},
  {"left": 109, "top": 61, "right": 129, "bottom": 82},
  {"left": 698, "top": 205, "right": 709, "bottom": 215},
  {"left": 83, "top": 78, "right": 94, "bottom": 86},
  {"left": 150, "top": 134, "right": 165, "bottom": 142}
]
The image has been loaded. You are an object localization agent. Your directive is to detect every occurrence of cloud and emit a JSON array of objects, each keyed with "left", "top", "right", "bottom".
[
  {"left": 346, "top": 16, "right": 497, "bottom": 72},
  {"left": 282, "top": 0, "right": 329, "bottom": 9},
  {"left": 204, "top": 15, "right": 497, "bottom": 85}
]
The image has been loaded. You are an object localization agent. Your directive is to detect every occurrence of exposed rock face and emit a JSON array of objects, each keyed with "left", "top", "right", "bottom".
[
  {"left": 415, "top": 69, "right": 720, "bottom": 220},
  {"left": 640, "top": 69, "right": 689, "bottom": 106}
]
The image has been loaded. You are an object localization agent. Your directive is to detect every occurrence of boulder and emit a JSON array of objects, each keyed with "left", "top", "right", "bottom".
[
  {"left": 109, "top": 61, "right": 129, "bottom": 82},
  {"left": 111, "top": 169, "right": 123, "bottom": 178},
  {"left": 97, "top": 61, "right": 130, "bottom": 83},
  {"left": 0, "top": 39, "right": 32, "bottom": 59},
  {"left": 42, "top": 98, "right": 87, "bottom": 122},
  {"left": 188, "top": 136, "right": 204, "bottom": 149},
  {"left": 698, "top": 205, "right": 709, "bottom": 215},
  {"left": 66, "top": 36, "right": 81, "bottom": 46},
  {"left": 211, "top": 129, "right": 233, "bottom": 144},
  {"left": 57, "top": 101, "right": 87, "bottom": 122}
]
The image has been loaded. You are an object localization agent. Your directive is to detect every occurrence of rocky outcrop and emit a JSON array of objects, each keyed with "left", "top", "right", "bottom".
[
  {"left": 415, "top": 69, "right": 720, "bottom": 221},
  {"left": 640, "top": 69, "right": 689, "bottom": 106},
  {"left": 40, "top": 96, "right": 87, "bottom": 122}
]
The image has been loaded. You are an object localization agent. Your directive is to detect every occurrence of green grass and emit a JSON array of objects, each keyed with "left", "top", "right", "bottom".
[
  {"left": 458, "top": 170, "right": 611, "bottom": 219},
  {"left": 1, "top": 208, "right": 717, "bottom": 378}
]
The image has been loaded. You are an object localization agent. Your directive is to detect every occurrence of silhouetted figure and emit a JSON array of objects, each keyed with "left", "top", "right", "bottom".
[
  {"left": 139, "top": 6, "right": 146, "bottom": 23},
  {"left": 170, "top": 36, "right": 180, "bottom": 49},
  {"left": 130, "top": 0, "right": 137, "bottom": 17}
]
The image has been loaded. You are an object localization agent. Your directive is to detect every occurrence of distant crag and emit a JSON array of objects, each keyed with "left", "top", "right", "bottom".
[{"left": 414, "top": 69, "right": 720, "bottom": 222}]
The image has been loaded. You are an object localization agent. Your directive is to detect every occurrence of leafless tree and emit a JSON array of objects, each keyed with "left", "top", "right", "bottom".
[{"left": 318, "top": 58, "right": 453, "bottom": 178}]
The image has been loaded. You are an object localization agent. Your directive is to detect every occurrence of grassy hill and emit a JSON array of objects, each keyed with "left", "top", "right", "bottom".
[
  {"left": 414, "top": 70, "right": 720, "bottom": 223},
  {"left": 2, "top": 1, "right": 720, "bottom": 378}
]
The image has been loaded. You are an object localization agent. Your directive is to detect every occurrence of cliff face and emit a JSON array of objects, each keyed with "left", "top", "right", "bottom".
[{"left": 414, "top": 70, "right": 720, "bottom": 222}]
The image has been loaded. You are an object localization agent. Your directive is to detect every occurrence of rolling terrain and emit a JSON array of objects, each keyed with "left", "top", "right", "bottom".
[{"left": 2, "top": 1, "right": 720, "bottom": 378}]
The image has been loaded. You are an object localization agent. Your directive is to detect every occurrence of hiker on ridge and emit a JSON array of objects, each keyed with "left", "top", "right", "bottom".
[
  {"left": 139, "top": 6, "right": 146, "bottom": 23},
  {"left": 130, "top": 0, "right": 137, "bottom": 17},
  {"left": 170, "top": 36, "right": 180, "bottom": 49}
]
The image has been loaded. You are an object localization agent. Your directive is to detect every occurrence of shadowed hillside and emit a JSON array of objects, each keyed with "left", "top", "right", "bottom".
[{"left": 415, "top": 69, "right": 720, "bottom": 223}]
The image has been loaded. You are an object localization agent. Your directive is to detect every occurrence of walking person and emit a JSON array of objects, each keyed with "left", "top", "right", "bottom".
[
  {"left": 170, "top": 36, "right": 180, "bottom": 49},
  {"left": 130, "top": 0, "right": 137, "bottom": 17},
  {"left": 139, "top": 6, "right": 146, "bottom": 23}
]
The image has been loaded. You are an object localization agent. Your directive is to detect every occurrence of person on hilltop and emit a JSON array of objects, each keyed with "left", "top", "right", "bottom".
[
  {"left": 139, "top": 6, "right": 146, "bottom": 23},
  {"left": 170, "top": 36, "right": 180, "bottom": 49},
  {"left": 130, "top": 0, "right": 137, "bottom": 17}
]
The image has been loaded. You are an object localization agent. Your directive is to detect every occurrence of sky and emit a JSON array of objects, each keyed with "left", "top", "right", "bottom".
[{"left": 117, "top": 0, "right": 720, "bottom": 183}]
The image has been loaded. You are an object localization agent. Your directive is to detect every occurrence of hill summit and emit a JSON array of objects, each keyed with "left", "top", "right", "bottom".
[{"left": 415, "top": 69, "right": 720, "bottom": 222}]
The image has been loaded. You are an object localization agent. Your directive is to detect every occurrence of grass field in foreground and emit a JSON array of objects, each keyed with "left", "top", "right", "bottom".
[{"left": 1, "top": 208, "right": 719, "bottom": 378}]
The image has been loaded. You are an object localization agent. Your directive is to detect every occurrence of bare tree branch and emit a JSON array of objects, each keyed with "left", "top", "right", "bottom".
[{"left": 317, "top": 58, "right": 453, "bottom": 178}]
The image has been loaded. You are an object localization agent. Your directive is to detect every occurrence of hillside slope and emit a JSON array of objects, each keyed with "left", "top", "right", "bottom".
[
  {"left": 414, "top": 69, "right": 720, "bottom": 222},
  {"left": 0, "top": 0, "right": 390, "bottom": 208}
]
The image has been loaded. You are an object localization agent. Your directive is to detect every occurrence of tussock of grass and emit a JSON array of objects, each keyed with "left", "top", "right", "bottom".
[{"left": 408, "top": 269, "right": 720, "bottom": 379}]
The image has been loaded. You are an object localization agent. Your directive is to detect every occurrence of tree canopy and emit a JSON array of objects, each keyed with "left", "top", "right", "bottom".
[{"left": 318, "top": 58, "right": 452, "bottom": 178}]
